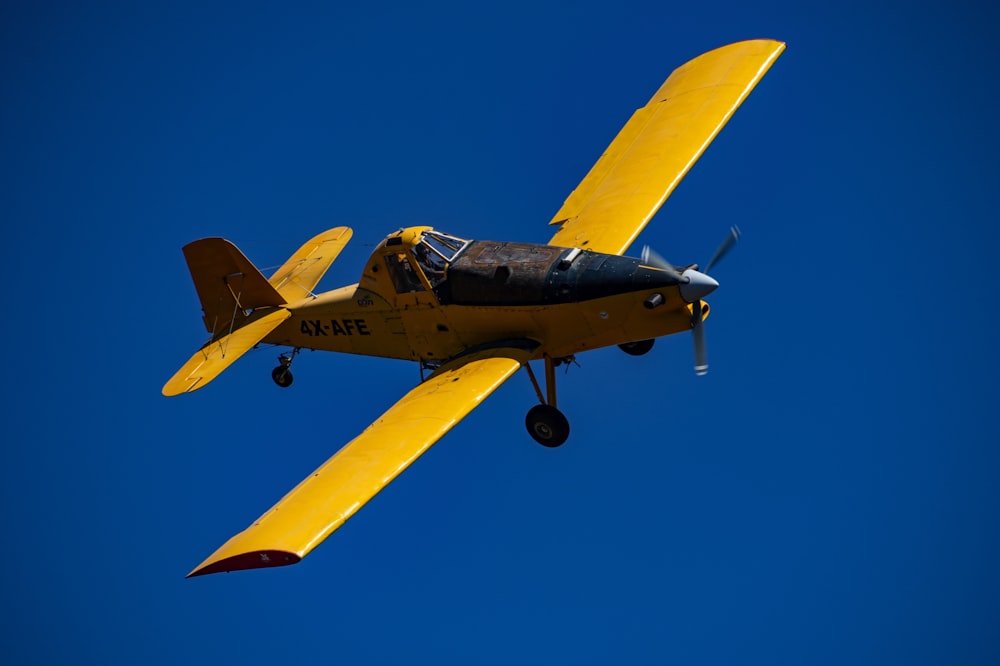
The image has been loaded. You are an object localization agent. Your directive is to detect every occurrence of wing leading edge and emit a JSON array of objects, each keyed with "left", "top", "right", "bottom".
[
  {"left": 188, "top": 343, "right": 536, "bottom": 577},
  {"left": 547, "top": 39, "right": 785, "bottom": 255}
]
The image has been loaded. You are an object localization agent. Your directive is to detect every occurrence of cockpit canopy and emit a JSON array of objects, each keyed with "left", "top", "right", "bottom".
[{"left": 381, "top": 229, "right": 472, "bottom": 294}]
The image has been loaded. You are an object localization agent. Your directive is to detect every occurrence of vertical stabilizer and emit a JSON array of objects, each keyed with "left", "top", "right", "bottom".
[{"left": 182, "top": 238, "right": 287, "bottom": 336}]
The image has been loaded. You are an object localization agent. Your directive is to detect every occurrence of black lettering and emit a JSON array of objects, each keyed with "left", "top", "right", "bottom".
[
  {"left": 330, "top": 320, "right": 347, "bottom": 335},
  {"left": 310, "top": 320, "right": 327, "bottom": 336},
  {"left": 355, "top": 319, "right": 371, "bottom": 335},
  {"left": 300, "top": 320, "right": 313, "bottom": 336},
  {"left": 343, "top": 319, "right": 356, "bottom": 335}
]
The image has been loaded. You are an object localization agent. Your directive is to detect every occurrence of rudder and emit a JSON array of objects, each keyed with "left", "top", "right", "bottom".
[{"left": 183, "top": 238, "right": 287, "bottom": 336}]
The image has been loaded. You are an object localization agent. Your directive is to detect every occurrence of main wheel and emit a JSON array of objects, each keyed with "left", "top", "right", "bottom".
[
  {"left": 618, "top": 339, "right": 654, "bottom": 356},
  {"left": 272, "top": 366, "right": 294, "bottom": 388},
  {"left": 525, "top": 404, "right": 570, "bottom": 448}
]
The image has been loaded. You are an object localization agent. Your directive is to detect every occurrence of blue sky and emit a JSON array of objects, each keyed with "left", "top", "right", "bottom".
[{"left": 2, "top": 1, "right": 998, "bottom": 663}]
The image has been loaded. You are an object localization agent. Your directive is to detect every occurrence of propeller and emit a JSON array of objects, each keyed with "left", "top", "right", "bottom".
[
  {"left": 692, "top": 301, "right": 708, "bottom": 375},
  {"left": 704, "top": 225, "right": 741, "bottom": 273},
  {"left": 640, "top": 245, "right": 683, "bottom": 280},
  {"left": 642, "top": 225, "right": 740, "bottom": 376},
  {"left": 690, "top": 225, "right": 740, "bottom": 375}
]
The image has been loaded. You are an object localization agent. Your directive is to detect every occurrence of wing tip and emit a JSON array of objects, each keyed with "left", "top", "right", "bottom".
[
  {"left": 186, "top": 550, "right": 302, "bottom": 578},
  {"left": 161, "top": 377, "right": 200, "bottom": 397}
]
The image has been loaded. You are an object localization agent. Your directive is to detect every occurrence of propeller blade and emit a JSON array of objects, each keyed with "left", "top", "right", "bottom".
[
  {"left": 692, "top": 301, "right": 708, "bottom": 375},
  {"left": 704, "top": 225, "right": 741, "bottom": 274},
  {"left": 641, "top": 245, "right": 683, "bottom": 280}
]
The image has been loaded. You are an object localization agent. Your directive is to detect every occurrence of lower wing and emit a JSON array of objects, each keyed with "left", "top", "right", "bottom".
[{"left": 188, "top": 342, "right": 536, "bottom": 577}]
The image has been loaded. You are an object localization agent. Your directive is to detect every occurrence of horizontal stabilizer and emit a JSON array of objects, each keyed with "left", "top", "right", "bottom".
[
  {"left": 162, "top": 309, "right": 291, "bottom": 396},
  {"left": 269, "top": 226, "right": 353, "bottom": 302}
]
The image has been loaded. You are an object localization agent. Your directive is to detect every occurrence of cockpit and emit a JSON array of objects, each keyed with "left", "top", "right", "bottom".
[
  {"left": 376, "top": 226, "right": 572, "bottom": 306},
  {"left": 381, "top": 229, "right": 472, "bottom": 294}
]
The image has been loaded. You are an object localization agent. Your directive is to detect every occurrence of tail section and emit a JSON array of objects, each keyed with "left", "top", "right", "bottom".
[
  {"left": 164, "top": 237, "right": 290, "bottom": 396},
  {"left": 165, "top": 228, "right": 353, "bottom": 396}
]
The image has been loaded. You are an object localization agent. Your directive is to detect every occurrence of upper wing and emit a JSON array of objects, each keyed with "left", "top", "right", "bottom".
[
  {"left": 163, "top": 308, "right": 292, "bottom": 396},
  {"left": 268, "top": 226, "right": 353, "bottom": 302},
  {"left": 187, "top": 343, "right": 535, "bottom": 576},
  {"left": 547, "top": 39, "right": 785, "bottom": 255}
]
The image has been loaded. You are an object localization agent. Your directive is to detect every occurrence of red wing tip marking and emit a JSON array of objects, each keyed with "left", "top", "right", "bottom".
[{"left": 186, "top": 550, "right": 301, "bottom": 578}]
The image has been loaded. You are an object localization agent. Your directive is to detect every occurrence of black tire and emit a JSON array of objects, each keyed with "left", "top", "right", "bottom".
[
  {"left": 272, "top": 366, "right": 294, "bottom": 388},
  {"left": 525, "top": 404, "right": 570, "bottom": 448},
  {"left": 618, "top": 339, "right": 654, "bottom": 356}
]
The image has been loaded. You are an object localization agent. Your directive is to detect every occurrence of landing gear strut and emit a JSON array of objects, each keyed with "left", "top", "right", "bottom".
[
  {"left": 272, "top": 348, "right": 300, "bottom": 388},
  {"left": 524, "top": 355, "right": 571, "bottom": 447}
]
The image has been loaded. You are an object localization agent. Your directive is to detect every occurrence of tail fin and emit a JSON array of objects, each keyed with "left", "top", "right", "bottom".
[{"left": 182, "top": 238, "right": 287, "bottom": 336}]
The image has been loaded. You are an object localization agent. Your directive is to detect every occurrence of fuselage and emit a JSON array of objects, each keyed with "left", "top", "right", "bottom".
[{"left": 262, "top": 227, "right": 705, "bottom": 365}]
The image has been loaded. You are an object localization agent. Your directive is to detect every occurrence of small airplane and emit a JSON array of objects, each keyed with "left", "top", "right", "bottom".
[{"left": 165, "top": 39, "right": 784, "bottom": 576}]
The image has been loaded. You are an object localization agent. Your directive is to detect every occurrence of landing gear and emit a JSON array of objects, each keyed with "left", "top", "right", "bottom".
[
  {"left": 523, "top": 355, "right": 571, "bottom": 447},
  {"left": 272, "top": 348, "right": 299, "bottom": 388},
  {"left": 272, "top": 366, "right": 293, "bottom": 388},
  {"left": 618, "top": 339, "right": 654, "bottom": 356},
  {"left": 525, "top": 404, "right": 570, "bottom": 448}
]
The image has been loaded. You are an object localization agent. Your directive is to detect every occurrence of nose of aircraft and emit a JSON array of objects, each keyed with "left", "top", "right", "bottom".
[{"left": 679, "top": 269, "right": 718, "bottom": 303}]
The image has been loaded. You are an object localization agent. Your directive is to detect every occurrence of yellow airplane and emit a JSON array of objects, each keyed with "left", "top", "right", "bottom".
[{"left": 165, "top": 39, "right": 784, "bottom": 577}]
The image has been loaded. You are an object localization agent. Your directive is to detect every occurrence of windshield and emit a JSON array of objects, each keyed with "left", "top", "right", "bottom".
[
  {"left": 413, "top": 231, "right": 470, "bottom": 287},
  {"left": 420, "top": 231, "right": 470, "bottom": 263}
]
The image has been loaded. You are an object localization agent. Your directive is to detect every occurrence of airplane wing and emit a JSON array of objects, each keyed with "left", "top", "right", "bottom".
[
  {"left": 187, "top": 342, "right": 536, "bottom": 576},
  {"left": 268, "top": 226, "right": 353, "bottom": 302},
  {"left": 547, "top": 39, "right": 784, "bottom": 255},
  {"left": 163, "top": 308, "right": 292, "bottom": 396}
]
